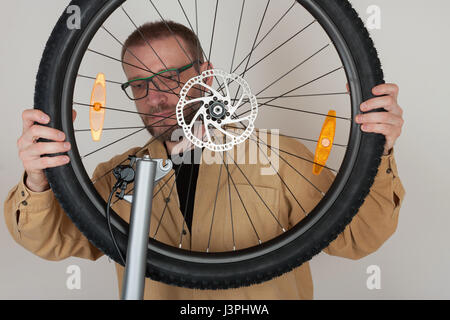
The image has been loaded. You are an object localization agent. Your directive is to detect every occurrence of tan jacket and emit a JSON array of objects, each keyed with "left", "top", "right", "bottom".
[{"left": 4, "top": 133, "right": 405, "bottom": 299}]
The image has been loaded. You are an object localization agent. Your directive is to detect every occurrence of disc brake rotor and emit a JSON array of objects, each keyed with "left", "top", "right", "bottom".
[{"left": 176, "top": 69, "right": 258, "bottom": 151}]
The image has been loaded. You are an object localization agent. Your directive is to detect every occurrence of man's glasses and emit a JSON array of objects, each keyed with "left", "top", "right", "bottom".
[{"left": 121, "top": 61, "right": 201, "bottom": 101}]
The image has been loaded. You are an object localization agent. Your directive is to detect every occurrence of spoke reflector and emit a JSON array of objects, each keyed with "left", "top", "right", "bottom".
[
  {"left": 90, "top": 73, "right": 106, "bottom": 141},
  {"left": 313, "top": 110, "right": 336, "bottom": 175}
]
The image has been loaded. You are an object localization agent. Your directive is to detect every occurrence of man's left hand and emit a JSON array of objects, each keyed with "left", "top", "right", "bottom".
[{"left": 355, "top": 83, "right": 404, "bottom": 155}]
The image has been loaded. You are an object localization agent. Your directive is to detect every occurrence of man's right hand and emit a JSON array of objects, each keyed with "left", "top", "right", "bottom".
[{"left": 17, "top": 109, "right": 76, "bottom": 192}]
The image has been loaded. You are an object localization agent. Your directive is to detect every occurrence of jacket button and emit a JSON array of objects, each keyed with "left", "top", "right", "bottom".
[
  {"left": 182, "top": 229, "right": 187, "bottom": 235},
  {"left": 21, "top": 200, "right": 28, "bottom": 206},
  {"left": 21, "top": 191, "right": 25, "bottom": 197},
  {"left": 386, "top": 168, "right": 392, "bottom": 174}
]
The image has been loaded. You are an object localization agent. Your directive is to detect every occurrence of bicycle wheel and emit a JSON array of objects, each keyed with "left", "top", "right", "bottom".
[{"left": 35, "top": 0, "right": 386, "bottom": 289}]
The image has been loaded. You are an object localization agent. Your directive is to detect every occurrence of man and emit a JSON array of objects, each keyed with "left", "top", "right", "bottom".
[{"left": 4, "top": 21, "right": 405, "bottom": 299}]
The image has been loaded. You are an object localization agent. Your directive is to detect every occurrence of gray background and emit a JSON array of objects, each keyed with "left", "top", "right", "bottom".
[{"left": 1, "top": 0, "right": 449, "bottom": 299}]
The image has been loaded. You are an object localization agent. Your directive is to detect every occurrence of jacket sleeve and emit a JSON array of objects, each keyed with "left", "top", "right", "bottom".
[
  {"left": 322, "top": 148, "right": 406, "bottom": 259},
  {"left": 3, "top": 171, "right": 104, "bottom": 261}
]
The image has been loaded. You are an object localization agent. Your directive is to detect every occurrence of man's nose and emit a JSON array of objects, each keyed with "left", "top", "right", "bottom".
[{"left": 145, "top": 86, "right": 169, "bottom": 106}]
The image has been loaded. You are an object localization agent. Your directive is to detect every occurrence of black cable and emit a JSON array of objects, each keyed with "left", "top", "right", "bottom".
[{"left": 106, "top": 186, "right": 126, "bottom": 266}]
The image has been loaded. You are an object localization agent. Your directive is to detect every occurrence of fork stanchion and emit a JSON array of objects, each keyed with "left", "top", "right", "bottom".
[{"left": 121, "top": 156, "right": 158, "bottom": 300}]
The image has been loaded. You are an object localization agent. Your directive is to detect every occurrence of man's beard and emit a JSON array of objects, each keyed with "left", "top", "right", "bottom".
[{"left": 143, "top": 102, "right": 200, "bottom": 142}]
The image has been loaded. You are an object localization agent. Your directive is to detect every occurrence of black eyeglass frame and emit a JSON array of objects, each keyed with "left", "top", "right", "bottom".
[{"left": 121, "top": 60, "right": 202, "bottom": 101}]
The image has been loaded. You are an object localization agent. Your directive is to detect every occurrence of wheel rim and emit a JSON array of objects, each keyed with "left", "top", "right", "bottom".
[{"left": 58, "top": 0, "right": 363, "bottom": 265}]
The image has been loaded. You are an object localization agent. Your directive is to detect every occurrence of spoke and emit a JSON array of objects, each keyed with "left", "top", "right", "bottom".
[
  {"left": 248, "top": 134, "right": 326, "bottom": 196},
  {"left": 225, "top": 117, "right": 327, "bottom": 196},
  {"left": 235, "top": 66, "right": 344, "bottom": 118},
  {"left": 153, "top": 161, "right": 186, "bottom": 238},
  {"left": 175, "top": 0, "right": 226, "bottom": 95},
  {"left": 225, "top": 160, "right": 236, "bottom": 251},
  {"left": 223, "top": 125, "right": 348, "bottom": 148},
  {"left": 224, "top": 119, "right": 337, "bottom": 173},
  {"left": 223, "top": 120, "right": 325, "bottom": 208},
  {"left": 235, "top": 20, "right": 316, "bottom": 76},
  {"left": 231, "top": 0, "right": 271, "bottom": 107},
  {"left": 177, "top": 0, "right": 208, "bottom": 64},
  {"left": 256, "top": 139, "right": 337, "bottom": 173},
  {"left": 121, "top": 5, "right": 170, "bottom": 70},
  {"left": 87, "top": 46, "right": 203, "bottom": 96},
  {"left": 208, "top": 0, "right": 219, "bottom": 64},
  {"left": 227, "top": 1, "right": 297, "bottom": 77},
  {"left": 218, "top": 148, "right": 261, "bottom": 245},
  {"left": 213, "top": 125, "right": 240, "bottom": 140},
  {"left": 230, "top": 92, "right": 349, "bottom": 102},
  {"left": 90, "top": 104, "right": 201, "bottom": 185},
  {"left": 74, "top": 125, "right": 172, "bottom": 133},
  {"left": 101, "top": 25, "right": 151, "bottom": 72},
  {"left": 218, "top": 135, "right": 286, "bottom": 232},
  {"left": 120, "top": 6, "right": 197, "bottom": 96},
  {"left": 87, "top": 48, "right": 149, "bottom": 74},
  {"left": 195, "top": 0, "right": 199, "bottom": 36},
  {"left": 230, "top": 0, "right": 246, "bottom": 73},
  {"left": 206, "top": 161, "right": 223, "bottom": 253},
  {"left": 255, "top": 43, "right": 331, "bottom": 97},
  {"left": 221, "top": 115, "right": 251, "bottom": 126},
  {"left": 73, "top": 102, "right": 177, "bottom": 120},
  {"left": 215, "top": 17, "right": 316, "bottom": 95},
  {"left": 256, "top": 92, "right": 349, "bottom": 100},
  {"left": 148, "top": 0, "right": 204, "bottom": 81},
  {"left": 82, "top": 127, "right": 147, "bottom": 159},
  {"left": 250, "top": 102, "right": 351, "bottom": 121},
  {"left": 241, "top": 0, "right": 270, "bottom": 78},
  {"left": 113, "top": 169, "right": 175, "bottom": 206},
  {"left": 78, "top": 73, "right": 204, "bottom": 100},
  {"left": 77, "top": 74, "right": 123, "bottom": 86},
  {"left": 250, "top": 132, "right": 307, "bottom": 215},
  {"left": 178, "top": 159, "right": 195, "bottom": 248}
]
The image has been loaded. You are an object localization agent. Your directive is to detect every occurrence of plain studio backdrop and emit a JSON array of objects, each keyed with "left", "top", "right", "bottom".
[{"left": 0, "top": 0, "right": 449, "bottom": 299}]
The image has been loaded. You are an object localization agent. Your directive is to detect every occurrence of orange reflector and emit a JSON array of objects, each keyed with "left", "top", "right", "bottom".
[
  {"left": 90, "top": 73, "right": 106, "bottom": 142},
  {"left": 313, "top": 110, "right": 336, "bottom": 175}
]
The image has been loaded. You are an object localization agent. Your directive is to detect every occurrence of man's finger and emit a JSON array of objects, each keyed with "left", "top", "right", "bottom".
[
  {"left": 372, "top": 83, "right": 399, "bottom": 99},
  {"left": 360, "top": 95, "right": 401, "bottom": 114},
  {"left": 356, "top": 112, "right": 403, "bottom": 127},
  {"left": 24, "top": 156, "right": 71, "bottom": 171},
  {"left": 22, "top": 109, "right": 50, "bottom": 132},
  {"left": 24, "top": 142, "right": 71, "bottom": 158},
  {"left": 21, "top": 125, "right": 66, "bottom": 148}
]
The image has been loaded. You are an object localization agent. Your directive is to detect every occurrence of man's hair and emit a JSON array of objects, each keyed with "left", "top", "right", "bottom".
[{"left": 121, "top": 20, "right": 204, "bottom": 69}]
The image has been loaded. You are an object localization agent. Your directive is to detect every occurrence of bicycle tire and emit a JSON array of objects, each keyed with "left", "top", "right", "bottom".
[{"left": 35, "top": 0, "right": 386, "bottom": 289}]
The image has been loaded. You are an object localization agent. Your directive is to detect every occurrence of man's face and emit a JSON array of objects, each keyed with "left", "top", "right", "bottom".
[{"left": 123, "top": 36, "right": 208, "bottom": 142}]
